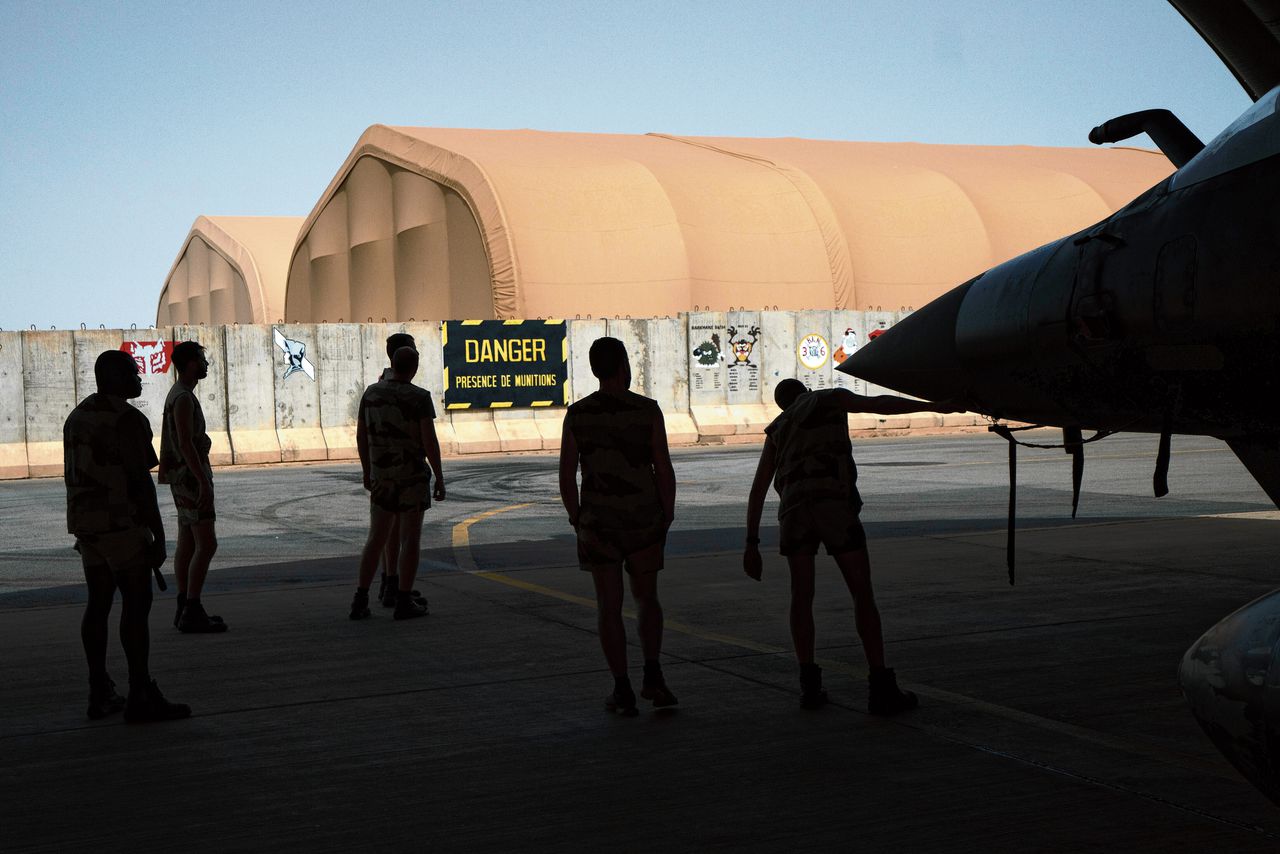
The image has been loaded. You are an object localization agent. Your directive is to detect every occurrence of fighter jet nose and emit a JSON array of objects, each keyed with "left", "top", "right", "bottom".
[
  {"left": 839, "top": 280, "right": 973, "bottom": 401},
  {"left": 1179, "top": 589, "right": 1280, "bottom": 805}
]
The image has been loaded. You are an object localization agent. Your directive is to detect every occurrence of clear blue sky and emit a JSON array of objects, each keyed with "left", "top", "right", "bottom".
[{"left": 0, "top": 0, "right": 1251, "bottom": 329}]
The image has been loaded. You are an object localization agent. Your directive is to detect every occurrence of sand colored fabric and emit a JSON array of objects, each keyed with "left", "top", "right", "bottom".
[
  {"left": 158, "top": 216, "right": 302, "bottom": 325},
  {"left": 227, "top": 128, "right": 1175, "bottom": 324}
]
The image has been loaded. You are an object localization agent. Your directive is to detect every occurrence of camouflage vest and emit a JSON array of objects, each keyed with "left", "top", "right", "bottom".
[
  {"left": 360, "top": 379, "right": 436, "bottom": 481},
  {"left": 64, "top": 393, "right": 159, "bottom": 535},
  {"left": 764, "top": 389, "right": 862, "bottom": 518},
  {"left": 565, "top": 390, "right": 662, "bottom": 530},
  {"left": 160, "top": 383, "right": 212, "bottom": 476}
]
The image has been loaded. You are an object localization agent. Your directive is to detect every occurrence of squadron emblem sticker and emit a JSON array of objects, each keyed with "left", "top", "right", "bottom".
[
  {"left": 833, "top": 327, "right": 859, "bottom": 365},
  {"left": 120, "top": 340, "right": 174, "bottom": 375},
  {"left": 727, "top": 325, "right": 760, "bottom": 367},
  {"left": 273, "top": 328, "right": 315, "bottom": 381},
  {"left": 797, "top": 333, "right": 829, "bottom": 370}
]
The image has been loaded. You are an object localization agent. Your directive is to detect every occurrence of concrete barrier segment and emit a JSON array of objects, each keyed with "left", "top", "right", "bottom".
[
  {"left": 605, "top": 318, "right": 648, "bottom": 399},
  {"left": 450, "top": 410, "right": 501, "bottom": 454},
  {"left": 78, "top": 329, "right": 172, "bottom": 451},
  {"left": 566, "top": 318, "right": 606, "bottom": 403},
  {"left": 687, "top": 311, "right": 729, "bottom": 409},
  {"left": 794, "top": 309, "right": 836, "bottom": 394},
  {"left": 316, "top": 323, "right": 364, "bottom": 460},
  {"left": 272, "top": 323, "right": 327, "bottom": 461},
  {"left": 689, "top": 405, "right": 738, "bottom": 438},
  {"left": 645, "top": 316, "right": 688, "bottom": 414},
  {"left": 533, "top": 409, "right": 566, "bottom": 451},
  {"left": 223, "top": 324, "right": 281, "bottom": 464},
  {"left": 725, "top": 311, "right": 764, "bottom": 406},
  {"left": 830, "top": 310, "right": 865, "bottom": 396},
  {"left": 168, "top": 325, "right": 233, "bottom": 466},
  {"left": 758, "top": 311, "right": 796, "bottom": 413},
  {"left": 663, "top": 412, "right": 699, "bottom": 446},
  {"left": 494, "top": 415, "right": 542, "bottom": 452},
  {"left": 22, "top": 330, "right": 76, "bottom": 477},
  {"left": 0, "top": 332, "right": 29, "bottom": 478}
]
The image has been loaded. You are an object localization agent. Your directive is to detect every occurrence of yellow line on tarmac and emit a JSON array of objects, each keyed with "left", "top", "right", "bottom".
[{"left": 451, "top": 503, "right": 534, "bottom": 572}]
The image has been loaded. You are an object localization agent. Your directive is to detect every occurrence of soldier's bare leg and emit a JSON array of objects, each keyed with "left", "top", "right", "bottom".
[
  {"left": 382, "top": 514, "right": 401, "bottom": 579},
  {"left": 832, "top": 548, "right": 885, "bottom": 669},
  {"left": 626, "top": 546, "right": 664, "bottom": 660},
  {"left": 81, "top": 562, "right": 116, "bottom": 685},
  {"left": 183, "top": 520, "right": 217, "bottom": 600},
  {"left": 358, "top": 507, "right": 397, "bottom": 589},
  {"left": 174, "top": 525, "right": 194, "bottom": 596},
  {"left": 786, "top": 554, "right": 818, "bottom": 663},
  {"left": 591, "top": 566, "right": 628, "bottom": 676},
  {"left": 116, "top": 565, "right": 153, "bottom": 689},
  {"left": 394, "top": 509, "right": 425, "bottom": 591}
]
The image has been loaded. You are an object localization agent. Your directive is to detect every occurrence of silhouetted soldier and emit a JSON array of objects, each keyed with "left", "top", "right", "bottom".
[
  {"left": 159, "top": 341, "right": 226, "bottom": 633},
  {"left": 743, "top": 379, "right": 953, "bottom": 714},
  {"left": 559, "top": 337, "right": 678, "bottom": 715},
  {"left": 349, "top": 346, "right": 445, "bottom": 620},
  {"left": 374, "top": 332, "right": 426, "bottom": 610},
  {"left": 65, "top": 349, "right": 190, "bottom": 722}
]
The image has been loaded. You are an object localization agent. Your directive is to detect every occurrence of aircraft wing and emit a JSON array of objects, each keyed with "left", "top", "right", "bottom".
[{"left": 1170, "top": 0, "right": 1280, "bottom": 100}]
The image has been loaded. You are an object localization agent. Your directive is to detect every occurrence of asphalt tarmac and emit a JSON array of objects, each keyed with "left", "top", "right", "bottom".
[{"left": 3, "top": 431, "right": 1279, "bottom": 851}]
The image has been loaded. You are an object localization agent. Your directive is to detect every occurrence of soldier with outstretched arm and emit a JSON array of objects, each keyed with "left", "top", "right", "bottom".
[
  {"left": 65, "top": 350, "right": 190, "bottom": 722},
  {"left": 743, "top": 380, "right": 955, "bottom": 713}
]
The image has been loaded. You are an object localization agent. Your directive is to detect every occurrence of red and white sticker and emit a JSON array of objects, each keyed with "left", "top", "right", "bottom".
[{"left": 120, "top": 341, "right": 175, "bottom": 375}]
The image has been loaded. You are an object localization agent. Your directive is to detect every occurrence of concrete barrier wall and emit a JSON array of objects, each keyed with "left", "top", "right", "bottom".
[
  {"left": 22, "top": 331, "right": 76, "bottom": 476},
  {"left": 224, "top": 324, "right": 280, "bottom": 464},
  {"left": 316, "top": 323, "right": 363, "bottom": 460},
  {"left": 272, "top": 323, "right": 327, "bottom": 461},
  {"left": 8, "top": 310, "right": 998, "bottom": 478},
  {"left": 0, "top": 332, "right": 28, "bottom": 478}
]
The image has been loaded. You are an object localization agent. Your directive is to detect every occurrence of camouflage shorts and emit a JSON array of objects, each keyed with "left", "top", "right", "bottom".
[
  {"left": 75, "top": 526, "right": 152, "bottom": 583},
  {"left": 169, "top": 466, "right": 216, "bottom": 527},
  {"left": 577, "top": 524, "right": 665, "bottom": 574},
  {"left": 778, "top": 499, "right": 867, "bottom": 557},
  {"left": 370, "top": 476, "right": 431, "bottom": 513}
]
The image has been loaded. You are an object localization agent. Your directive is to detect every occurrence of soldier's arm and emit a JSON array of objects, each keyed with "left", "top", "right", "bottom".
[
  {"left": 833, "top": 387, "right": 956, "bottom": 416},
  {"left": 125, "top": 418, "right": 166, "bottom": 564},
  {"left": 421, "top": 415, "right": 445, "bottom": 500},
  {"left": 558, "top": 419, "right": 580, "bottom": 528},
  {"left": 173, "top": 393, "right": 212, "bottom": 507},
  {"left": 356, "top": 395, "right": 371, "bottom": 490},
  {"left": 651, "top": 411, "right": 676, "bottom": 530},
  {"left": 743, "top": 436, "right": 777, "bottom": 581}
]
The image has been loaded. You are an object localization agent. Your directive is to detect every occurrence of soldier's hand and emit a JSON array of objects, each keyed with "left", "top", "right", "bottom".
[
  {"left": 743, "top": 545, "right": 763, "bottom": 581},
  {"left": 362, "top": 473, "right": 372, "bottom": 492},
  {"left": 147, "top": 537, "right": 167, "bottom": 569},
  {"left": 433, "top": 481, "right": 446, "bottom": 501}
]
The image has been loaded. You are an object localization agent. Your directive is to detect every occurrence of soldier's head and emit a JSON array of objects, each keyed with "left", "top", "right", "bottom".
[
  {"left": 172, "top": 341, "right": 208, "bottom": 381},
  {"left": 773, "top": 378, "right": 808, "bottom": 410},
  {"left": 386, "top": 333, "right": 416, "bottom": 362},
  {"left": 95, "top": 350, "right": 143, "bottom": 399},
  {"left": 589, "top": 337, "right": 630, "bottom": 389},
  {"left": 391, "top": 345, "right": 419, "bottom": 381}
]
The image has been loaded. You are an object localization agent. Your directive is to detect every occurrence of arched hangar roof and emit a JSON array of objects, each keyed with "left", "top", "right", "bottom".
[
  {"left": 284, "top": 126, "right": 1174, "bottom": 321},
  {"left": 158, "top": 216, "right": 303, "bottom": 325}
]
